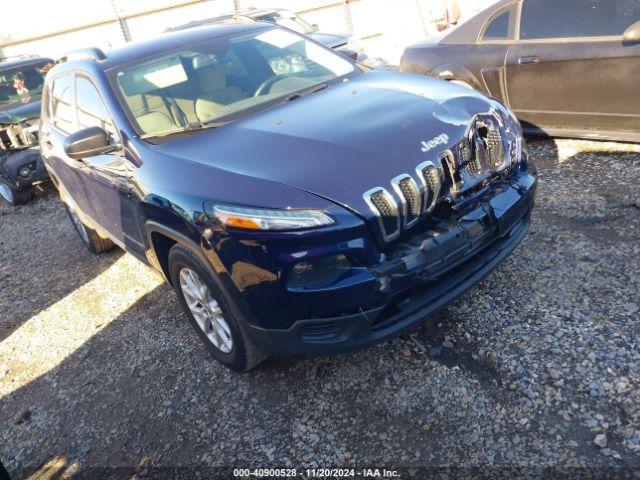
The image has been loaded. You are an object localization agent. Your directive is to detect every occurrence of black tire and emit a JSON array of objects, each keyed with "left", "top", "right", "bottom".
[
  {"left": 168, "top": 244, "right": 267, "bottom": 372},
  {"left": 0, "top": 184, "right": 34, "bottom": 206},
  {"left": 0, "top": 460, "right": 9, "bottom": 480},
  {"left": 64, "top": 203, "right": 114, "bottom": 254}
]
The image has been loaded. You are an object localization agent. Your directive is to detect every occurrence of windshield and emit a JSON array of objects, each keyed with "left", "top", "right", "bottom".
[
  {"left": 0, "top": 61, "right": 52, "bottom": 108},
  {"left": 114, "top": 27, "right": 357, "bottom": 137}
]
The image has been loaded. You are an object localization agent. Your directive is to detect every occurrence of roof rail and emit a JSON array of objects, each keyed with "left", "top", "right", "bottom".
[
  {"left": 0, "top": 53, "right": 39, "bottom": 63},
  {"left": 58, "top": 47, "right": 107, "bottom": 64}
]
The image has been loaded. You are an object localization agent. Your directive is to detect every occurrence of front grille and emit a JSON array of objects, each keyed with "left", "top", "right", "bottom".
[
  {"left": 0, "top": 121, "right": 39, "bottom": 151},
  {"left": 363, "top": 109, "right": 518, "bottom": 244},
  {"left": 23, "top": 118, "right": 39, "bottom": 128},
  {"left": 364, "top": 187, "right": 400, "bottom": 241}
]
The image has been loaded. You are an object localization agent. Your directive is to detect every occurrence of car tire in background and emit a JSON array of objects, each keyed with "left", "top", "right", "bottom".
[
  {"left": 0, "top": 184, "right": 34, "bottom": 206},
  {"left": 168, "top": 244, "right": 267, "bottom": 372},
  {"left": 64, "top": 203, "right": 115, "bottom": 254}
]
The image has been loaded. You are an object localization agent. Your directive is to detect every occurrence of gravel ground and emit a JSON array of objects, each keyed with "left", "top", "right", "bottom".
[{"left": 0, "top": 138, "right": 639, "bottom": 478}]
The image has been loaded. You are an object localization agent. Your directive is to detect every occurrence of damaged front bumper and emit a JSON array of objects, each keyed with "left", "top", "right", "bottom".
[
  {"left": 0, "top": 147, "right": 48, "bottom": 191},
  {"left": 246, "top": 168, "right": 537, "bottom": 357},
  {"left": 0, "top": 119, "right": 47, "bottom": 191},
  {"left": 0, "top": 118, "right": 39, "bottom": 151}
]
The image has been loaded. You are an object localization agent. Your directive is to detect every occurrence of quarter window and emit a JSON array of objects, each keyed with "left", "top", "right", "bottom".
[
  {"left": 521, "top": 0, "right": 640, "bottom": 40},
  {"left": 75, "top": 77, "right": 116, "bottom": 138},
  {"left": 51, "top": 75, "right": 75, "bottom": 133},
  {"left": 482, "top": 4, "right": 518, "bottom": 41}
]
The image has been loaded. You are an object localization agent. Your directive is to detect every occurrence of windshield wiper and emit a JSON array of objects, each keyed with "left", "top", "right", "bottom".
[
  {"left": 284, "top": 83, "right": 328, "bottom": 103},
  {"left": 140, "top": 120, "right": 226, "bottom": 140}
]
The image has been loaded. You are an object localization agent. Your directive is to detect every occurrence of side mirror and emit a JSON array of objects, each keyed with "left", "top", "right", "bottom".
[
  {"left": 623, "top": 21, "right": 640, "bottom": 43},
  {"left": 64, "top": 126, "right": 115, "bottom": 160}
]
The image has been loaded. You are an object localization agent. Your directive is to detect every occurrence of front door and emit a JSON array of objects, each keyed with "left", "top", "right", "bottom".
[
  {"left": 505, "top": 0, "right": 640, "bottom": 137},
  {"left": 41, "top": 73, "right": 96, "bottom": 222},
  {"left": 72, "top": 75, "right": 143, "bottom": 250}
]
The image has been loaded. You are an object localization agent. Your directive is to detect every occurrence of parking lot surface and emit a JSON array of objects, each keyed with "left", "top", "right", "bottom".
[{"left": 0, "top": 139, "right": 639, "bottom": 477}]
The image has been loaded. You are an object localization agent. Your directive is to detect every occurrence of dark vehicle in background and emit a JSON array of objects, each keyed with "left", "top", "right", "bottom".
[
  {"left": 0, "top": 55, "right": 53, "bottom": 205},
  {"left": 401, "top": 0, "right": 640, "bottom": 143},
  {"left": 168, "top": 7, "right": 371, "bottom": 64},
  {"left": 40, "top": 23, "right": 536, "bottom": 371}
]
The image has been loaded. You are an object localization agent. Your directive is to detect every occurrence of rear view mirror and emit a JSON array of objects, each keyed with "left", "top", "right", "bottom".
[
  {"left": 311, "top": 23, "right": 319, "bottom": 32},
  {"left": 64, "top": 126, "right": 115, "bottom": 160},
  {"left": 623, "top": 21, "right": 640, "bottom": 43}
]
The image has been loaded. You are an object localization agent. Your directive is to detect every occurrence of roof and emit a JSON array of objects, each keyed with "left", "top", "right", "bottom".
[
  {"left": 166, "top": 8, "right": 293, "bottom": 33},
  {"left": 55, "top": 22, "right": 270, "bottom": 74},
  {"left": 0, "top": 56, "right": 53, "bottom": 71},
  {"left": 166, "top": 14, "right": 256, "bottom": 33},
  {"left": 239, "top": 8, "right": 283, "bottom": 18}
]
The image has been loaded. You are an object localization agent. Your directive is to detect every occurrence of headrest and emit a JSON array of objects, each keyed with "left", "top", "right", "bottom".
[{"left": 196, "top": 67, "right": 226, "bottom": 94}]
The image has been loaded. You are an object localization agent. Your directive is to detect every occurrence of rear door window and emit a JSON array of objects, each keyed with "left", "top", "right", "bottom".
[
  {"left": 520, "top": 0, "right": 640, "bottom": 39},
  {"left": 482, "top": 3, "right": 519, "bottom": 42},
  {"left": 51, "top": 74, "right": 75, "bottom": 133}
]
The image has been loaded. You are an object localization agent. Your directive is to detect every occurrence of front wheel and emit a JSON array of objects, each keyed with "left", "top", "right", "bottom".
[
  {"left": 64, "top": 203, "right": 114, "bottom": 254},
  {"left": 0, "top": 183, "right": 33, "bottom": 206},
  {"left": 168, "top": 244, "right": 267, "bottom": 372}
]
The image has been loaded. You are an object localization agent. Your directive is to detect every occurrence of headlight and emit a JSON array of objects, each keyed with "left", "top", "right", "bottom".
[{"left": 205, "top": 203, "right": 335, "bottom": 231}]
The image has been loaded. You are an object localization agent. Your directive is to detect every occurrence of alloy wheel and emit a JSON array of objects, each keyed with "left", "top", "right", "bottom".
[
  {"left": 0, "top": 184, "right": 14, "bottom": 203},
  {"left": 179, "top": 267, "right": 233, "bottom": 353}
]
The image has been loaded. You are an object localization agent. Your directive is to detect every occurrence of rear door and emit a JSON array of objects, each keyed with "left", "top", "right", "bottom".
[
  {"left": 505, "top": 0, "right": 640, "bottom": 136},
  {"left": 475, "top": 1, "right": 521, "bottom": 102}
]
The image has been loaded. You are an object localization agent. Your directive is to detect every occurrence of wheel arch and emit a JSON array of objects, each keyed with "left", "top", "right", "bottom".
[
  {"left": 145, "top": 220, "right": 226, "bottom": 284},
  {"left": 432, "top": 65, "right": 484, "bottom": 91},
  {"left": 145, "top": 220, "right": 260, "bottom": 330}
]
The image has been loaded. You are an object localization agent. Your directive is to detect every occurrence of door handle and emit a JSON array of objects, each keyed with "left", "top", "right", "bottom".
[{"left": 518, "top": 56, "right": 541, "bottom": 65}]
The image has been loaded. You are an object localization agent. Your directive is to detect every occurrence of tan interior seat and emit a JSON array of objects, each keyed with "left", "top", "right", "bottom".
[
  {"left": 194, "top": 67, "right": 244, "bottom": 122},
  {"left": 136, "top": 111, "right": 176, "bottom": 134}
]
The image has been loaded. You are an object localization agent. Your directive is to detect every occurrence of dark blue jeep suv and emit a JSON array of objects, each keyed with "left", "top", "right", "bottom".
[{"left": 40, "top": 22, "right": 537, "bottom": 371}]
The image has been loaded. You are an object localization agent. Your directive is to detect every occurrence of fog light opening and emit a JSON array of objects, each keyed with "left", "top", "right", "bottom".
[{"left": 288, "top": 254, "right": 351, "bottom": 289}]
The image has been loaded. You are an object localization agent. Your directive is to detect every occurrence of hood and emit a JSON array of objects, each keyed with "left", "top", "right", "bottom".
[
  {"left": 309, "top": 32, "right": 350, "bottom": 49},
  {"left": 0, "top": 95, "right": 42, "bottom": 124},
  {"left": 158, "top": 70, "right": 495, "bottom": 223}
]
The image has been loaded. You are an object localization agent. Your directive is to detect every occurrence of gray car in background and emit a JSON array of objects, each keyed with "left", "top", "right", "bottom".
[{"left": 401, "top": 0, "right": 640, "bottom": 143}]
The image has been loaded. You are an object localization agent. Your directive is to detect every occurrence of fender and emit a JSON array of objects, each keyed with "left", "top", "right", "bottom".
[{"left": 144, "top": 220, "right": 265, "bottom": 330}]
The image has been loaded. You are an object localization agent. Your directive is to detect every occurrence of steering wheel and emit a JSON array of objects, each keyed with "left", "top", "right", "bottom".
[{"left": 253, "top": 74, "right": 291, "bottom": 97}]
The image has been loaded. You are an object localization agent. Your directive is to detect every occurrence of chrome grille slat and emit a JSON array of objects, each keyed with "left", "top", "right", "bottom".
[
  {"left": 416, "top": 160, "right": 443, "bottom": 214},
  {"left": 486, "top": 125, "right": 505, "bottom": 169},
  {"left": 391, "top": 174, "right": 421, "bottom": 228},
  {"left": 363, "top": 187, "right": 400, "bottom": 242}
]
